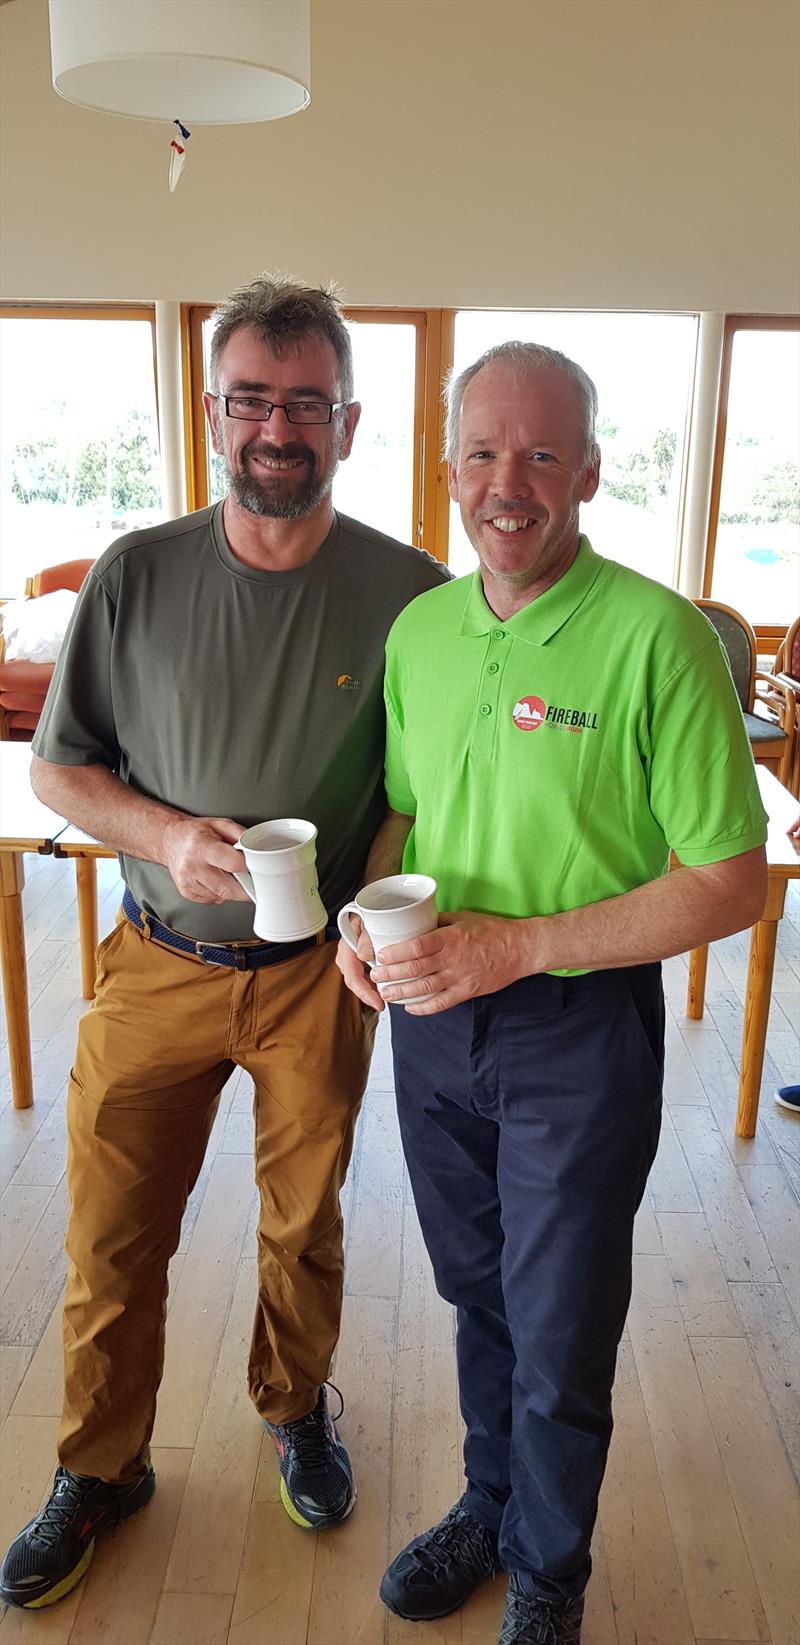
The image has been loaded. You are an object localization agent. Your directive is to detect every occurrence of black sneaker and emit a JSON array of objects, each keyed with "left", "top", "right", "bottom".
[
  {"left": 264, "top": 1384, "right": 355, "bottom": 1530},
  {"left": 0, "top": 1464, "right": 155, "bottom": 1609},
  {"left": 380, "top": 1496, "right": 499, "bottom": 1620},
  {"left": 499, "top": 1573, "right": 585, "bottom": 1644}
]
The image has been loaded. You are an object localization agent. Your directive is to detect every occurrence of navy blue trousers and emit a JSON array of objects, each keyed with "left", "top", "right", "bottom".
[{"left": 389, "top": 963, "right": 664, "bottom": 1601}]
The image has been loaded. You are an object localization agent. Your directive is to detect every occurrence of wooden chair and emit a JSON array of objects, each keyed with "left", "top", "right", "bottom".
[
  {"left": 0, "top": 558, "right": 94, "bottom": 741},
  {"left": 759, "top": 615, "right": 800, "bottom": 797},
  {"left": 694, "top": 599, "right": 794, "bottom": 781}
]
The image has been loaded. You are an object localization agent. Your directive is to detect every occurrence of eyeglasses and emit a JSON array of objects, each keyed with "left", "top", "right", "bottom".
[{"left": 213, "top": 394, "right": 348, "bottom": 425}]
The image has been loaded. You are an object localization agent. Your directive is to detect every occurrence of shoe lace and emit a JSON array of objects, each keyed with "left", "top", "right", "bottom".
[
  {"left": 30, "top": 1469, "right": 98, "bottom": 1550},
  {"left": 282, "top": 1382, "right": 343, "bottom": 1472},
  {"left": 414, "top": 1503, "right": 497, "bottom": 1582},
  {"left": 499, "top": 1579, "right": 582, "bottom": 1645}
]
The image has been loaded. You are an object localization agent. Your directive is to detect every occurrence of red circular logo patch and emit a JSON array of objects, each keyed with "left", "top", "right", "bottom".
[{"left": 513, "top": 694, "right": 547, "bottom": 731}]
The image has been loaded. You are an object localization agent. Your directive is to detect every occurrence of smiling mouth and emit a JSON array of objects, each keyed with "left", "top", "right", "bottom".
[
  {"left": 249, "top": 454, "right": 308, "bottom": 472},
  {"left": 487, "top": 516, "right": 536, "bottom": 533}
]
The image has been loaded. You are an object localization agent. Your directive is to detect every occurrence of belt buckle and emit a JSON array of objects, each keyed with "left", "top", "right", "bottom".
[{"left": 194, "top": 941, "right": 227, "bottom": 968}]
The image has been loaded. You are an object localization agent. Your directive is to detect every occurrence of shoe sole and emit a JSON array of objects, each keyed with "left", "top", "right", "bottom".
[
  {"left": 279, "top": 1476, "right": 357, "bottom": 1531},
  {"left": 2, "top": 1473, "right": 156, "bottom": 1610},
  {"left": 775, "top": 1094, "right": 800, "bottom": 1113}
]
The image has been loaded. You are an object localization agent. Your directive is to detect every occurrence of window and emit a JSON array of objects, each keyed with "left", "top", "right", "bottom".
[
  {"left": 447, "top": 311, "right": 698, "bottom": 583},
  {"left": 706, "top": 318, "right": 799, "bottom": 633},
  {"left": 0, "top": 307, "right": 163, "bottom": 594}
]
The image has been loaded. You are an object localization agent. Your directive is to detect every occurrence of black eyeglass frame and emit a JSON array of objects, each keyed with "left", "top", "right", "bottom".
[{"left": 212, "top": 393, "right": 349, "bottom": 425}]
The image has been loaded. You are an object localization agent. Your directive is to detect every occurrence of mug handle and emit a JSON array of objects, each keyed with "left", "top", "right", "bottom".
[
  {"left": 337, "top": 903, "right": 363, "bottom": 952},
  {"left": 233, "top": 868, "right": 256, "bottom": 903}
]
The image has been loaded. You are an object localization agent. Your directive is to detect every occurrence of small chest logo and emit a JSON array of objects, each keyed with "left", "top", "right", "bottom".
[
  {"left": 336, "top": 674, "right": 360, "bottom": 692},
  {"left": 512, "top": 693, "right": 599, "bottom": 734},
  {"left": 512, "top": 695, "right": 547, "bottom": 731}
]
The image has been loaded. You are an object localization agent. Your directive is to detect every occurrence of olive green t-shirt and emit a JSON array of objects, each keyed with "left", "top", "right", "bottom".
[
  {"left": 384, "top": 537, "right": 767, "bottom": 973},
  {"left": 33, "top": 504, "right": 448, "bottom": 940}
]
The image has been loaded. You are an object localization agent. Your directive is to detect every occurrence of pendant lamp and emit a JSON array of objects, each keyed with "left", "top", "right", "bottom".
[{"left": 48, "top": 0, "right": 310, "bottom": 187}]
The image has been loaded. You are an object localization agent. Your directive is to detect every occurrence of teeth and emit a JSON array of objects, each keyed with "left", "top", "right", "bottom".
[
  {"left": 490, "top": 517, "right": 533, "bottom": 533},
  {"left": 255, "top": 458, "right": 303, "bottom": 470}
]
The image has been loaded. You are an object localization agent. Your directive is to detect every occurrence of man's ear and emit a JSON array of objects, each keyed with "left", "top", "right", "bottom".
[
  {"left": 447, "top": 460, "right": 460, "bottom": 503},
  {"left": 339, "top": 401, "right": 362, "bottom": 461},
  {"left": 580, "top": 447, "right": 601, "bottom": 504},
  {"left": 202, "top": 392, "right": 223, "bottom": 457}
]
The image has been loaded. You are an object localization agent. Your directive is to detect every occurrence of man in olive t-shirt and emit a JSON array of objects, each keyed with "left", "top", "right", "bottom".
[
  {"left": 337, "top": 342, "right": 767, "bottom": 1645},
  {"left": 0, "top": 277, "right": 446, "bottom": 1613}
]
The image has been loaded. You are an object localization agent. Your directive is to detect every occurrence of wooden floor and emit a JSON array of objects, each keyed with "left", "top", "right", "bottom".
[{"left": 1, "top": 852, "right": 798, "bottom": 1645}]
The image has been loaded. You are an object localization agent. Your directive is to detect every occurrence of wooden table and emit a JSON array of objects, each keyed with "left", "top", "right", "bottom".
[
  {"left": 686, "top": 765, "right": 800, "bottom": 1137},
  {"left": 53, "top": 826, "right": 116, "bottom": 999},
  {"left": 0, "top": 745, "right": 74, "bottom": 1109}
]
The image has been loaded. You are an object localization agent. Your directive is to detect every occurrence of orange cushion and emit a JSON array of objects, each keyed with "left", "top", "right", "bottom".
[
  {"left": 4, "top": 713, "right": 39, "bottom": 733},
  {"left": 0, "top": 660, "right": 56, "bottom": 691},
  {"left": 0, "top": 692, "right": 45, "bottom": 714}
]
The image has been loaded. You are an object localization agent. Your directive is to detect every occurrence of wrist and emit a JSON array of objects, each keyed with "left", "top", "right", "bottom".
[
  {"left": 158, "top": 806, "right": 189, "bottom": 867},
  {"left": 516, "top": 915, "right": 551, "bottom": 977}
]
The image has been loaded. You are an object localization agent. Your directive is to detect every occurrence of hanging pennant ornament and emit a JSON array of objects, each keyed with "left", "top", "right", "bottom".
[{"left": 168, "top": 118, "right": 191, "bottom": 192}]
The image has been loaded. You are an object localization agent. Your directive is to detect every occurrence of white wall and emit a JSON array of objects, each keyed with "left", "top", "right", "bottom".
[{"left": 1, "top": 0, "right": 798, "bottom": 311}]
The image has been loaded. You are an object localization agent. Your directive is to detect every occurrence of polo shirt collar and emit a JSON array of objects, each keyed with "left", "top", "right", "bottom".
[{"left": 459, "top": 536, "right": 604, "bottom": 647}]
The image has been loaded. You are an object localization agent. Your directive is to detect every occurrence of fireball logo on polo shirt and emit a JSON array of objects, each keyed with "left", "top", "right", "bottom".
[
  {"left": 512, "top": 692, "right": 599, "bottom": 733},
  {"left": 512, "top": 695, "right": 546, "bottom": 731}
]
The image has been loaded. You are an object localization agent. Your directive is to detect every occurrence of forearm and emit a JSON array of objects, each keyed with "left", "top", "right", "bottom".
[
  {"left": 30, "top": 755, "right": 185, "bottom": 865},
  {"left": 361, "top": 806, "right": 415, "bottom": 884},
  {"left": 518, "top": 849, "right": 767, "bottom": 974}
]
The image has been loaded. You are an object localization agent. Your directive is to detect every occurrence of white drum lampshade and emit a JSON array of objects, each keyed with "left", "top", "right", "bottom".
[{"left": 48, "top": 0, "right": 310, "bottom": 124}]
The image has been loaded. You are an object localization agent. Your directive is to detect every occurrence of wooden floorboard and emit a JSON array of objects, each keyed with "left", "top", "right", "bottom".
[{"left": 0, "top": 861, "right": 798, "bottom": 1643}]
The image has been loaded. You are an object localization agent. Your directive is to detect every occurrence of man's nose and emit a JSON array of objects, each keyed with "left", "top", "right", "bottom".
[{"left": 492, "top": 454, "right": 533, "bottom": 498}]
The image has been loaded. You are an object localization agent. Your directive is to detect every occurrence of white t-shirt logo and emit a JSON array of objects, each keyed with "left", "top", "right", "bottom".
[{"left": 513, "top": 695, "right": 547, "bottom": 731}]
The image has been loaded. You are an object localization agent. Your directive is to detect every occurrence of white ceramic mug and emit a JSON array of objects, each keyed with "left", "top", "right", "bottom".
[
  {"left": 337, "top": 873, "right": 438, "bottom": 1003},
  {"left": 233, "top": 818, "right": 327, "bottom": 942}
]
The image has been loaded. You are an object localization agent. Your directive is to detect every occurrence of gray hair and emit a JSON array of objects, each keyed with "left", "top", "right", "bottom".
[
  {"left": 208, "top": 273, "right": 354, "bottom": 401},
  {"left": 444, "top": 341, "right": 599, "bottom": 466}
]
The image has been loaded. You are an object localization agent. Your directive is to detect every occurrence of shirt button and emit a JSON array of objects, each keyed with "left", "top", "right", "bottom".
[
  {"left": 487, "top": 662, "right": 499, "bottom": 674},
  {"left": 492, "top": 627, "right": 505, "bottom": 640},
  {"left": 480, "top": 704, "right": 492, "bottom": 716}
]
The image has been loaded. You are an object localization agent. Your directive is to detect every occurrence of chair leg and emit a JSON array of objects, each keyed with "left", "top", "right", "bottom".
[{"left": 75, "top": 857, "right": 98, "bottom": 1000}]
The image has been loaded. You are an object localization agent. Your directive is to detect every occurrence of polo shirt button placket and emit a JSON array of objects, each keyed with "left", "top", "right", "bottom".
[{"left": 472, "top": 630, "right": 508, "bottom": 758}]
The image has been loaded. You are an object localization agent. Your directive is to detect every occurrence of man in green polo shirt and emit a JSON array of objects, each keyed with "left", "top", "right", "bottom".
[{"left": 337, "top": 341, "right": 767, "bottom": 1644}]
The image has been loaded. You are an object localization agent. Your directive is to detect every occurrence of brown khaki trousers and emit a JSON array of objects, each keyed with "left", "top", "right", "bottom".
[{"left": 58, "top": 916, "right": 375, "bottom": 1483}]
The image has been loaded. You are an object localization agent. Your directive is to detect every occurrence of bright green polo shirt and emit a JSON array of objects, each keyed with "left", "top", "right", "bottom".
[{"left": 384, "top": 538, "right": 767, "bottom": 971}]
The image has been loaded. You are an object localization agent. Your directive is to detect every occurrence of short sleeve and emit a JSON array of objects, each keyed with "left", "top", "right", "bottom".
[
  {"left": 648, "top": 634, "right": 768, "bottom": 864},
  {"left": 384, "top": 649, "right": 416, "bottom": 817},
  {"left": 32, "top": 569, "right": 121, "bottom": 769}
]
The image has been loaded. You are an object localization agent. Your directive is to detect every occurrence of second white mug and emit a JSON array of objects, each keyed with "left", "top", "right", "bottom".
[{"left": 337, "top": 872, "right": 438, "bottom": 1003}]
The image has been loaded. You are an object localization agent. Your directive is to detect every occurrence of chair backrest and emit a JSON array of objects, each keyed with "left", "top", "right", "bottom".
[
  {"left": 693, "top": 599, "right": 756, "bottom": 712},
  {"left": 25, "top": 558, "right": 94, "bottom": 599},
  {"left": 775, "top": 615, "right": 800, "bottom": 683},
  {"left": 0, "top": 558, "right": 93, "bottom": 739}
]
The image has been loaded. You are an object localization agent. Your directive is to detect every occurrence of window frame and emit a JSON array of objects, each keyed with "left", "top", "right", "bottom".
[
  {"left": 704, "top": 312, "right": 800, "bottom": 648},
  {"left": 182, "top": 303, "right": 454, "bottom": 561}
]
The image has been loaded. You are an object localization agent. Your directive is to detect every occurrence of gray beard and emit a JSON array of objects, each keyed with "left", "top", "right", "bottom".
[{"left": 227, "top": 447, "right": 339, "bottom": 520}]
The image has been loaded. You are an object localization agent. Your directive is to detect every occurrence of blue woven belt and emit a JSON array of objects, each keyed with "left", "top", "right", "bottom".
[{"left": 122, "top": 887, "right": 330, "bottom": 970}]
